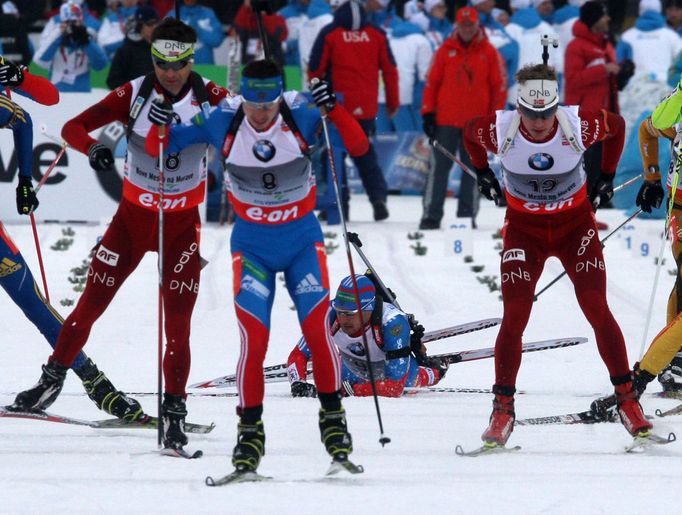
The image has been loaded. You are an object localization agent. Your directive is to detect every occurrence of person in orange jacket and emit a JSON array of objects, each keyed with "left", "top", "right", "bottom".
[{"left": 419, "top": 6, "right": 506, "bottom": 230}]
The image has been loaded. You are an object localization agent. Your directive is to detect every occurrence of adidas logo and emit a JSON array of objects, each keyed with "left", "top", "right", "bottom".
[{"left": 295, "top": 273, "right": 324, "bottom": 294}]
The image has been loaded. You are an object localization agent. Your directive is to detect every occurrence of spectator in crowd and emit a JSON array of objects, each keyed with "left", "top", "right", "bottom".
[
  {"left": 492, "top": 7, "right": 510, "bottom": 26},
  {"left": 0, "top": 1, "right": 32, "bottom": 65},
  {"left": 179, "top": 0, "right": 224, "bottom": 64},
  {"left": 505, "top": 0, "right": 559, "bottom": 104},
  {"left": 41, "top": 0, "right": 102, "bottom": 48},
  {"left": 419, "top": 6, "right": 506, "bottom": 230},
  {"left": 471, "top": 0, "right": 519, "bottom": 107},
  {"left": 234, "top": 0, "right": 288, "bottom": 66},
  {"left": 564, "top": 1, "right": 620, "bottom": 213},
  {"left": 298, "top": 0, "right": 333, "bottom": 84},
  {"left": 279, "top": 0, "right": 310, "bottom": 67},
  {"left": 106, "top": 4, "right": 159, "bottom": 89},
  {"left": 98, "top": 0, "right": 140, "bottom": 58},
  {"left": 617, "top": 0, "right": 682, "bottom": 83},
  {"left": 377, "top": 15, "right": 432, "bottom": 132},
  {"left": 409, "top": 0, "right": 453, "bottom": 48},
  {"left": 666, "top": 0, "right": 682, "bottom": 34},
  {"left": 534, "top": 0, "right": 554, "bottom": 23},
  {"left": 34, "top": 2, "right": 108, "bottom": 92},
  {"left": 309, "top": 0, "right": 398, "bottom": 221},
  {"left": 148, "top": 0, "right": 174, "bottom": 18},
  {"left": 553, "top": 0, "right": 584, "bottom": 97}
]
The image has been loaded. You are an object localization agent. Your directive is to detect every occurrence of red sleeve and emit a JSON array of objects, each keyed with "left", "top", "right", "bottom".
[
  {"left": 19, "top": 70, "right": 59, "bottom": 106},
  {"left": 61, "top": 83, "right": 132, "bottom": 155},
  {"left": 578, "top": 109, "right": 625, "bottom": 174},
  {"left": 286, "top": 346, "right": 310, "bottom": 382},
  {"left": 328, "top": 104, "right": 369, "bottom": 156},
  {"left": 205, "top": 81, "right": 231, "bottom": 105},
  {"left": 378, "top": 31, "right": 399, "bottom": 112},
  {"left": 234, "top": 5, "right": 288, "bottom": 42},
  {"left": 351, "top": 378, "right": 406, "bottom": 397},
  {"left": 421, "top": 48, "right": 443, "bottom": 114},
  {"left": 463, "top": 114, "right": 498, "bottom": 170}
]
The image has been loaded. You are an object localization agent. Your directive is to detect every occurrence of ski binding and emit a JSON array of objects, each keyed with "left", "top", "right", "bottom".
[
  {"left": 326, "top": 458, "right": 364, "bottom": 476},
  {"left": 160, "top": 447, "right": 203, "bottom": 459}
]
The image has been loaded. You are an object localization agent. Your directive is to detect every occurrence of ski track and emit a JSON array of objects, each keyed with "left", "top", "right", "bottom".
[{"left": 2, "top": 198, "right": 682, "bottom": 513}]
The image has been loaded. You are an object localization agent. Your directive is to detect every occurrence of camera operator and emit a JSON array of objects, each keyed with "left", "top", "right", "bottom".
[{"left": 34, "top": 1, "right": 108, "bottom": 92}]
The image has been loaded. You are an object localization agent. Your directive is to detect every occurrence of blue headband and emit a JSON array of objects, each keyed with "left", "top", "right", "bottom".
[{"left": 241, "top": 76, "right": 283, "bottom": 103}]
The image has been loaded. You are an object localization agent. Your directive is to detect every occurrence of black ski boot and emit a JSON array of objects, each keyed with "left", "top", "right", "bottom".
[
  {"left": 591, "top": 365, "right": 656, "bottom": 421},
  {"left": 658, "top": 353, "right": 682, "bottom": 393},
  {"left": 162, "top": 394, "right": 188, "bottom": 450},
  {"left": 232, "top": 420, "right": 266, "bottom": 473},
  {"left": 319, "top": 407, "right": 353, "bottom": 461},
  {"left": 10, "top": 361, "right": 68, "bottom": 412},
  {"left": 75, "top": 358, "right": 144, "bottom": 421}
]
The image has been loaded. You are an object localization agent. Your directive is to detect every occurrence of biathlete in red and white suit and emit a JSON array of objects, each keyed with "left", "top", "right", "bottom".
[
  {"left": 12, "top": 19, "right": 230, "bottom": 452},
  {"left": 463, "top": 63, "right": 652, "bottom": 448},
  {"left": 153, "top": 59, "right": 368, "bottom": 473}
]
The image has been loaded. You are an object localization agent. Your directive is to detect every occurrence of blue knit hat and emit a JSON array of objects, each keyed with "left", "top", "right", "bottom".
[{"left": 332, "top": 275, "right": 376, "bottom": 312}]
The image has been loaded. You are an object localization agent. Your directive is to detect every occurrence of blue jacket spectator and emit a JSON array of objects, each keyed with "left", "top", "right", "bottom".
[
  {"left": 617, "top": 1, "right": 682, "bottom": 83},
  {"left": 279, "top": 0, "right": 309, "bottom": 67},
  {"left": 34, "top": 2, "right": 108, "bottom": 92},
  {"left": 179, "top": 0, "right": 223, "bottom": 64},
  {"left": 98, "top": 0, "right": 140, "bottom": 58}
]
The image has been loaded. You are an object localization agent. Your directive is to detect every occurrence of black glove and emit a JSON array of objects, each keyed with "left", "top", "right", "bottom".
[
  {"left": 635, "top": 180, "right": 664, "bottom": 213},
  {"left": 422, "top": 112, "right": 436, "bottom": 139},
  {"left": 589, "top": 173, "right": 614, "bottom": 209},
  {"left": 0, "top": 60, "right": 24, "bottom": 88},
  {"left": 290, "top": 381, "right": 317, "bottom": 398},
  {"left": 476, "top": 166, "right": 502, "bottom": 205},
  {"left": 310, "top": 79, "right": 336, "bottom": 111},
  {"left": 71, "top": 24, "right": 90, "bottom": 46},
  {"left": 616, "top": 59, "right": 635, "bottom": 91},
  {"left": 148, "top": 98, "right": 174, "bottom": 126},
  {"left": 421, "top": 355, "right": 449, "bottom": 380},
  {"left": 88, "top": 143, "right": 114, "bottom": 172},
  {"left": 407, "top": 314, "right": 425, "bottom": 352},
  {"left": 16, "top": 175, "right": 39, "bottom": 215}
]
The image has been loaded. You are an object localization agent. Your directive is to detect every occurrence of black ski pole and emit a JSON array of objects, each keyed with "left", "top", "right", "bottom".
[
  {"left": 533, "top": 208, "right": 643, "bottom": 301},
  {"left": 346, "top": 232, "right": 403, "bottom": 311},
  {"left": 313, "top": 78, "right": 390, "bottom": 446},
  {"left": 252, "top": 0, "right": 272, "bottom": 60}
]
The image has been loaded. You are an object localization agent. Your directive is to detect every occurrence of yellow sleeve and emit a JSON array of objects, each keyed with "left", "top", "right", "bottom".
[
  {"left": 652, "top": 83, "right": 682, "bottom": 129},
  {"left": 638, "top": 117, "right": 676, "bottom": 181}
]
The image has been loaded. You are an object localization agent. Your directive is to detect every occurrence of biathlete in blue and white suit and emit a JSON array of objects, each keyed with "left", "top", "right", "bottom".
[
  {"left": 150, "top": 59, "right": 369, "bottom": 472},
  {"left": 0, "top": 58, "right": 144, "bottom": 421},
  {"left": 287, "top": 274, "right": 449, "bottom": 397}
]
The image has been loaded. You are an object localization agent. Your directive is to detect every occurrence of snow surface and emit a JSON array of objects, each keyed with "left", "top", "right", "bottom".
[{"left": 1, "top": 196, "right": 679, "bottom": 514}]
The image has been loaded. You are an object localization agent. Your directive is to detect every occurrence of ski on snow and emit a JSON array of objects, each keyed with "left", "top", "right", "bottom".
[
  {"left": 624, "top": 432, "right": 676, "bottom": 452},
  {"left": 455, "top": 442, "right": 522, "bottom": 457},
  {"left": 205, "top": 459, "right": 363, "bottom": 486},
  {"left": 160, "top": 447, "right": 204, "bottom": 459},
  {"left": 191, "top": 334, "right": 586, "bottom": 390},
  {"left": 0, "top": 407, "right": 215, "bottom": 434}
]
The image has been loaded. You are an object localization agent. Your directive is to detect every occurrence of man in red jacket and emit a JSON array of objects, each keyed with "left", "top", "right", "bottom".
[
  {"left": 564, "top": 1, "right": 620, "bottom": 207},
  {"left": 420, "top": 7, "right": 506, "bottom": 230},
  {"left": 309, "top": 0, "right": 398, "bottom": 221}
]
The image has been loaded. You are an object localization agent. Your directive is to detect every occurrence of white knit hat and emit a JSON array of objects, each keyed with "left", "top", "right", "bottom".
[
  {"left": 639, "top": 0, "right": 661, "bottom": 14},
  {"left": 510, "top": 0, "right": 531, "bottom": 10}
]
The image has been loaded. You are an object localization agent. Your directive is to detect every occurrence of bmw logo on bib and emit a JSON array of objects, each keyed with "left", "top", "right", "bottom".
[
  {"left": 253, "top": 139, "right": 276, "bottom": 162},
  {"left": 528, "top": 152, "right": 554, "bottom": 171}
]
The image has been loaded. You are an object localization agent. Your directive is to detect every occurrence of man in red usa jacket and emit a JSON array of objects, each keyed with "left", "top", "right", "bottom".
[
  {"left": 463, "top": 63, "right": 652, "bottom": 449},
  {"left": 308, "top": 0, "right": 398, "bottom": 221}
]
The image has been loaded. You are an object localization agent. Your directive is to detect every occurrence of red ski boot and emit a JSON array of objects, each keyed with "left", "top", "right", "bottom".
[
  {"left": 615, "top": 381, "right": 652, "bottom": 436},
  {"left": 481, "top": 390, "right": 515, "bottom": 446}
]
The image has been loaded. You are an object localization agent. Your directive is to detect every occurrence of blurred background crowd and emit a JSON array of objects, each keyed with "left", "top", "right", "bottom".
[{"left": 1, "top": 0, "right": 679, "bottom": 224}]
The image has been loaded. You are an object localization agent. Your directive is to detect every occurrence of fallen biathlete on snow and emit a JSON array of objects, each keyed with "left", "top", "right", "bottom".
[{"left": 287, "top": 274, "right": 449, "bottom": 398}]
